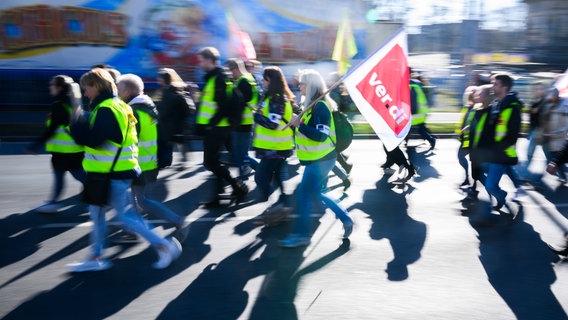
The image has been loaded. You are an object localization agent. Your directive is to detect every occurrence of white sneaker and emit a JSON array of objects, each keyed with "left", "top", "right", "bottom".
[
  {"left": 34, "top": 202, "right": 62, "bottom": 213},
  {"left": 67, "top": 258, "right": 112, "bottom": 272},
  {"left": 153, "top": 238, "right": 182, "bottom": 269}
]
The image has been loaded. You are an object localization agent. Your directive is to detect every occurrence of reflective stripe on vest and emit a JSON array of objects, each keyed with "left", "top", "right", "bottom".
[
  {"left": 45, "top": 102, "right": 84, "bottom": 153},
  {"left": 253, "top": 96, "right": 294, "bottom": 151},
  {"left": 410, "top": 83, "right": 429, "bottom": 125},
  {"left": 472, "top": 109, "right": 517, "bottom": 158},
  {"left": 83, "top": 98, "right": 139, "bottom": 173},
  {"left": 295, "top": 101, "right": 336, "bottom": 161},
  {"left": 237, "top": 74, "right": 259, "bottom": 126},
  {"left": 135, "top": 110, "right": 158, "bottom": 171},
  {"left": 197, "top": 75, "right": 231, "bottom": 127}
]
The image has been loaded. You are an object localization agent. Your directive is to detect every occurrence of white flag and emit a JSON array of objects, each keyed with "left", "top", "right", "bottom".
[{"left": 342, "top": 29, "right": 410, "bottom": 151}]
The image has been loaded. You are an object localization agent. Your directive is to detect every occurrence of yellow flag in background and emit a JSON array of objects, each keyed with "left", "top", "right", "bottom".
[{"left": 332, "top": 14, "right": 358, "bottom": 75}]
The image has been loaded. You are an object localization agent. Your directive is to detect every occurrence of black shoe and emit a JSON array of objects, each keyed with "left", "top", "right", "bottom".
[
  {"left": 429, "top": 139, "right": 436, "bottom": 151},
  {"left": 200, "top": 198, "right": 221, "bottom": 208},
  {"left": 344, "top": 162, "right": 353, "bottom": 174},
  {"left": 343, "top": 178, "right": 352, "bottom": 191},
  {"left": 493, "top": 200, "right": 505, "bottom": 212},
  {"left": 405, "top": 165, "right": 416, "bottom": 180},
  {"left": 548, "top": 243, "right": 568, "bottom": 256},
  {"left": 381, "top": 162, "right": 394, "bottom": 169},
  {"left": 231, "top": 181, "right": 249, "bottom": 205}
]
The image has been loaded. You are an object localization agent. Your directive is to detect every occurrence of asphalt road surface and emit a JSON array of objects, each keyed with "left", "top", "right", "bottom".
[{"left": 1, "top": 139, "right": 567, "bottom": 319}]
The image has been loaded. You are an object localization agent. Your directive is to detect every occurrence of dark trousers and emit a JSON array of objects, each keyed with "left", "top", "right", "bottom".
[
  {"left": 203, "top": 126, "right": 236, "bottom": 195},
  {"left": 384, "top": 145, "right": 410, "bottom": 168},
  {"left": 415, "top": 123, "right": 436, "bottom": 145}
]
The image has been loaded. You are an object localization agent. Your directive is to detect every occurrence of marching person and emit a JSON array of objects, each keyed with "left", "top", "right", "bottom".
[
  {"left": 409, "top": 70, "right": 436, "bottom": 150},
  {"left": 156, "top": 68, "right": 194, "bottom": 170},
  {"left": 196, "top": 47, "right": 248, "bottom": 207},
  {"left": 524, "top": 82, "right": 547, "bottom": 172},
  {"left": 225, "top": 58, "right": 259, "bottom": 180},
  {"left": 116, "top": 74, "right": 189, "bottom": 242},
  {"left": 28, "top": 75, "right": 86, "bottom": 213},
  {"left": 471, "top": 74, "right": 522, "bottom": 214},
  {"left": 252, "top": 66, "right": 295, "bottom": 214},
  {"left": 541, "top": 88, "right": 568, "bottom": 185},
  {"left": 456, "top": 86, "right": 478, "bottom": 188},
  {"left": 68, "top": 68, "right": 181, "bottom": 272},
  {"left": 280, "top": 69, "right": 353, "bottom": 248}
]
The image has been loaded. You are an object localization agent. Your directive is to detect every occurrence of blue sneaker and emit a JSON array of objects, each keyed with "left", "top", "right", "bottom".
[
  {"left": 67, "top": 258, "right": 112, "bottom": 272},
  {"left": 343, "top": 220, "right": 354, "bottom": 238},
  {"left": 279, "top": 234, "right": 310, "bottom": 248}
]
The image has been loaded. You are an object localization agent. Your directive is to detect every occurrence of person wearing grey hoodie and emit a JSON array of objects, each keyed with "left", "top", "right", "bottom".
[{"left": 117, "top": 74, "right": 189, "bottom": 242}]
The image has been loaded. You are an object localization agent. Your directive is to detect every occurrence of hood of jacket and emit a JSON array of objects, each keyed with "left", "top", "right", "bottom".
[{"left": 129, "top": 94, "right": 159, "bottom": 120}]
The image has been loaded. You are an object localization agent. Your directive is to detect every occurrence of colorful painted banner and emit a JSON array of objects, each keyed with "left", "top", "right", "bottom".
[{"left": 0, "top": 0, "right": 366, "bottom": 81}]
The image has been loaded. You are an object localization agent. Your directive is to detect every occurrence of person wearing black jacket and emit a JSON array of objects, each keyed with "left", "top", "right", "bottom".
[
  {"left": 196, "top": 47, "right": 248, "bottom": 207},
  {"left": 472, "top": 74, "right": 522, "bottom": 213},
  {"left": 27, "top": 75, "right": 85, "bottom": 213},
  {"left": 157, "top": 68, "right": 194, "bottom": 170}
]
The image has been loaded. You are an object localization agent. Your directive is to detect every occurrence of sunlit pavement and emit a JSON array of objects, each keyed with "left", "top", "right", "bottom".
[{"left": 1, "top": 139, "right": 567, "bottom": 319}]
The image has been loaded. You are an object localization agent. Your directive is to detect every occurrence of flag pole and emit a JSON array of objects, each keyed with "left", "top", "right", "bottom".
[{"left": 282, "top": 80, "right": 343, "bottom": 130}]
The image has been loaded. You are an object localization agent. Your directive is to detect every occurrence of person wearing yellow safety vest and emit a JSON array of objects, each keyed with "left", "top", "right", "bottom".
[
  {"left": 225, "top": 58, "right": 260, "bottom": 180},
  {"left": 68, "top": 68, "right": 181, "bottom": 272},
  {"left": 252, "top": 66, "right": 295, "bottom": 210},
  {"left": 461, "top": 84, "right": 495, "bottom": 202},
  {"left": 410, "top": 71, "right": 436, "bottom": 150},
  {"left": 27, "top": 75, "right": 86, "bottom": 213},
  {"left": 196, "top": 47, "right": 248, "bottom": 207},
  {"left": 470, "top": 74, "right": 522, "bottom": 215},
  {"left": 279, "top": 69, "right": 353, "bottom": 248},
  {"left": 456, "top": 86, "right": 480, "bottom": 188},
  {"left": 117, "top": 74, "right": 189, "bottom": 242}
]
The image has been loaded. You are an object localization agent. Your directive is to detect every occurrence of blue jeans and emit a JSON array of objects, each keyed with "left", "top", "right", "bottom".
[
  {"left": 254, "top": 158, "right": 289, "bottom": 203},
  {"left": 293, "top": 158, "right": 352, "bottom": 237},
  {"left": 457, "top": 146, "right": 470, "bottom": 182},
  {"left": 132, "top": 184, "right": 183, "bottom": 227},
  {"left": 480, "top": 163, "right": 508, "bottom": 206},
  {"left": 231, "top": 131, "right": 258, "bottom": 175},
  {"left": 89, "top": 179, "right": 167, "bottom": 257}
]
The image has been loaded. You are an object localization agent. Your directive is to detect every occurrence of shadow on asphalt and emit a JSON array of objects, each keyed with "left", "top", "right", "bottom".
[
  {"left": 407, "top": 145, "right": 440, "bottom": 183},
  {"left": 0, "top": 194, "right": 88, "bottom": 271},
  {"left": 348, "top": 174, "right": 427, "bottom": 281},
  {"left": 460, "top": 200, "right": 567, "bottom": 319}
]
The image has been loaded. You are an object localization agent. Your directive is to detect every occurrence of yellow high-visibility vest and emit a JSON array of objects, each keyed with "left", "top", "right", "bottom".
[
  {"left": 45, "top": 102, "right": 84, "bottom": 153},
  {"left": 253, "top": 96, "right": 294, "bottom": 151},
  {"left": 197, "top": 75, "right": 232, "bottom": 127},
  {"left": 83, "top": 98, "right": 140, "bottom": 173},
  {"left": 295, "top": 100, "right": 336, "bottom": 161}
]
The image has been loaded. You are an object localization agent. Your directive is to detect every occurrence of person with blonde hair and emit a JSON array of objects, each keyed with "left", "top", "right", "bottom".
[
  {"left": 68, "top": 68, "right": 181, "bottom": 272},
  {"left": 280, "top": 69, "right": 353, "bottom": 248},
  {"left": 456, "top": 85, "right": 478, "bottom": 188}
]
